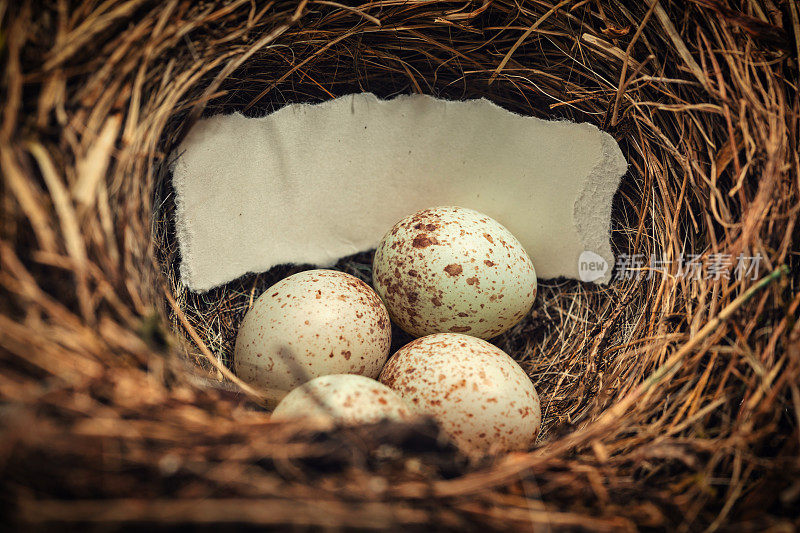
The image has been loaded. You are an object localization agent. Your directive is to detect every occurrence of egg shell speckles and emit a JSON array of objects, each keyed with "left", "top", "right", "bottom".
[
  {"left": 372, "top": 206, "right": 537, "bottom": 339},
  {"left": 271, "top": 374, "right": 412, "bottom": 427},
  {"left": 379, "top": 333, "right": 541, "bottom": 455},
  {"left": 234, "top": 269, "right": 391, "bottom": 396}
]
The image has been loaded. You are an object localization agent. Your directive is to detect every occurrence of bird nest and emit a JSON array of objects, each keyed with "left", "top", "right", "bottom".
[{"left": 1, "top": 1, "right": 798, "bottom": 530}]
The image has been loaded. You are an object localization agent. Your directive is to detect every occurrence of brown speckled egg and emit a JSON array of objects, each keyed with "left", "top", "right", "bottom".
[
  {"left": 379, "top": 333, "right": 541, "bottom": 455},
  {"left": 271, "top": 374, "right": 412, "bottom": 427},
  {"left": 372, "top": 206, "right": 536, "bottom": 339},
  {"left": 234, "top": 269, "right": 391, "bottom": 397}
]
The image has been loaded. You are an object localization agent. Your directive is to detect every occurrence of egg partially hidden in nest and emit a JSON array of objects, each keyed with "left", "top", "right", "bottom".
[
  {"left": 234, "top": 270, "right": 392, "bottom": 396},
  {"left": 372, "top": 206, "right": 537, "bottom": 339},
  {"left": 379, "top": 333, "right": 541, "bottom": 455},
  {"left": 272, "top": 374, "right": 412, "bottom": 427}
]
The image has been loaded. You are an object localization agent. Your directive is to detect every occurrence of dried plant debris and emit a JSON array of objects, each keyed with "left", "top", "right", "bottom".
[{"left": 0, "top": 1, "right": 798, "bottom": 531}]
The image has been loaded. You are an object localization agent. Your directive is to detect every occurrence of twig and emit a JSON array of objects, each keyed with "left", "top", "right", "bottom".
[
  {"left": 164, "top": 286, "right": 278, "bottom": 406},
  {"left": 488, "top": 0, "right": 572, "bottom": 85},
  {"left": 642, "top": 265, "right": 789, "bottom": 389}
]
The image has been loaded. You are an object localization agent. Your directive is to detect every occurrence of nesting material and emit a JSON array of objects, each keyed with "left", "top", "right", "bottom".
[{"left": 173, "top": 93, "right": 627, "bottom": 292}]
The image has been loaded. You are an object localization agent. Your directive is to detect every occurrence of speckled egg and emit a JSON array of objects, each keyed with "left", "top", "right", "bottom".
[
  {"left": 234, "top": 269, "right": 392, "bottom": 396},
  {"left": 372, "top": 206, "right": 536, "bottom": 339},
  {"left": 271, "top": 374, "right": 412, "bottom": 427},
  {"left": 379, "top": 333, "right": 541, "bottom": 455}
]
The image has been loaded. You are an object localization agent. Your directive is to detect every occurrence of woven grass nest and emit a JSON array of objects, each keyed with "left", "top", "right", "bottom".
[{"left": 2, "top": 0, "right": 799, "bottom": 530}]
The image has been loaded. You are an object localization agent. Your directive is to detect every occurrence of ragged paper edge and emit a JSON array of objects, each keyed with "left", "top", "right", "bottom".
[
  {"left": 172, "top": 153, "right": 197, "bottom": 291},
  {"left": 574, "top": 131, "right": 628, "bottom": 284}
]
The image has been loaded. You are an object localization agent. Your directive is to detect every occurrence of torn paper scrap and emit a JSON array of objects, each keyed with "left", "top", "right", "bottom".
[{"left": 173, "top": 93, "right": 627, "bottom": 292}]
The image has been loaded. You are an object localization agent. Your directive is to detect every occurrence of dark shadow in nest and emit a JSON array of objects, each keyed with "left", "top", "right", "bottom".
[{"left": 152, "top": 41, "right": 643, "bottom": 445}]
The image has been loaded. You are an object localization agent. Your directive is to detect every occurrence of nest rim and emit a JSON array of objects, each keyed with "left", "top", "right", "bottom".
[{"left": 2, "top": 0, "right": 799, "bottom": 530}]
